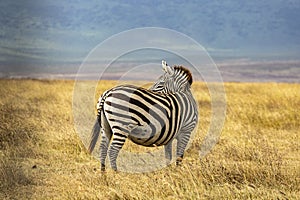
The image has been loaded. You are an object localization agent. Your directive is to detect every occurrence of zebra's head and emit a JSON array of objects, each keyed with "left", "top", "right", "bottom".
[{"left": 150, "top": 60, "right": 193, "bottom": 93}]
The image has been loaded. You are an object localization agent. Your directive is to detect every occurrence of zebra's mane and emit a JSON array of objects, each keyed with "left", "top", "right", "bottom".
[{"left": 174, "top": 66, "right": 193, "bottom": 85}]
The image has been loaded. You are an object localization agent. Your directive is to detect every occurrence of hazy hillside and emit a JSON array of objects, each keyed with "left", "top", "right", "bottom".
[{"left": 1, "top": 0, "right": 299, "bottom": 65}]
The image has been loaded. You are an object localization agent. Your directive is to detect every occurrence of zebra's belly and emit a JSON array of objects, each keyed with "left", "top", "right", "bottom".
[
  {"left": 128, "top": 131, "right": 169, "bottom": 147},
  {"left": 117, "top": 121, "right": 172, "bottom": 146}
]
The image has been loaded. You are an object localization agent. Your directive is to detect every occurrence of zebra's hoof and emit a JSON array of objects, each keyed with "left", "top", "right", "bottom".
[
  {"left": 101, "top": 164, "right": 106, "bottom": 172},
  {"left": 176, "top": 157, "right": 183, "bottom": 166},
  {"left": 111, "top": 166, "right": 118, "bottom": 171}
]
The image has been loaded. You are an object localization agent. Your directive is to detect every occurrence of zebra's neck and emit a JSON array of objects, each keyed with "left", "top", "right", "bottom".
[{"left": 160, "top": 84, "right": 191, "bottom": 94}]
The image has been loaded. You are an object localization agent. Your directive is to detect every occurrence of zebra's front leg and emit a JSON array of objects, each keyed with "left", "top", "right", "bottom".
[
  {"left": 99, "top": 130, "right": 110, "bottom": 171},
  {"left": 164, "top": 141, "right": 173, "bottom": 165},
  {"left": 108, "top": 132, "right": 127, "bottom": 171},
  {"left": 176, "top": 132, "right": 191, "bottom": 165}
]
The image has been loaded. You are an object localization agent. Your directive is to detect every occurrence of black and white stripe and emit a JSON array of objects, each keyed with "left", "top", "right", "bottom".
[{"left": 89, "top": 60, "right": 198, "bottom": 171}]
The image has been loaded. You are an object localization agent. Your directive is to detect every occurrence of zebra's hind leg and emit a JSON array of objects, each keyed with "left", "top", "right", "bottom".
[
  {"left": 100, "top": 130, "right": 111, "bottom": 171},
  {"left": 108, "top": 132, "right": 128, "bottom": 171},
  {"left": 176, "top": 131, "right": 191, "bottom": 166}
]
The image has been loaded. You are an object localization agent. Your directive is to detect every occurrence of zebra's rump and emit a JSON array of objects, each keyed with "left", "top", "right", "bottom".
[{"left": 101, "top": 85, "right": 181, "bottom": 146}]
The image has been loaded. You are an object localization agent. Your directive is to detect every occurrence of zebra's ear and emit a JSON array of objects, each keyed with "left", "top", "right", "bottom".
[{"left": 162, "top": 60, "right": 174, "bottom": 75}]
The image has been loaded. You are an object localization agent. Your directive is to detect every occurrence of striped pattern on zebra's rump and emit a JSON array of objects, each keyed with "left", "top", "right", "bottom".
[{"left": 102, "top": 85, "right": 182, "bottom": 147}]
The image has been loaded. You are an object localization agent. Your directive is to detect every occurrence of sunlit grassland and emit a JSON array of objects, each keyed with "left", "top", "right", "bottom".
[{"left": 0, "top": 79, "right": 299, "bottom": 199}]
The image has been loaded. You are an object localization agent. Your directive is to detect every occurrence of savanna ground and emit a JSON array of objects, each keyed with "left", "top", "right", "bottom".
[{"left": 0, "top": 79, "right": 299, "bottom": 199}]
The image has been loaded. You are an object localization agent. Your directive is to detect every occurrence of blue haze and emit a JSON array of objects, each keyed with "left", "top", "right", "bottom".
[{"left": 0, "top": 0, "right": 300, "bottom": 80}]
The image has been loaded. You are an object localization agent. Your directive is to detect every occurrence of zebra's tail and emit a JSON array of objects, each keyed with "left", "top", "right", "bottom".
[
  {"left": 88, "top": 115, "right": 101, "bottom": 154},
  {"left": 88, "top": 90, "right": 109, "bottom": 154}
]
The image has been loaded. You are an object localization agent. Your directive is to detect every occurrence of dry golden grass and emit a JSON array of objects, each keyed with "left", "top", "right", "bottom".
[{"left": 0, "top": 79, "right": 299, "bottom": 199}]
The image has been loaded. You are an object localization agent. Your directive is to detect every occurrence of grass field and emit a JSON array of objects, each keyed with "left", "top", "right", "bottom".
[{"left": 0, "top": 79, "right": 299, "bottom": 199}]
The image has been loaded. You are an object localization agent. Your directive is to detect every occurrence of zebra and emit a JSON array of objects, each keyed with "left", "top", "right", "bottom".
[{"left": 88, "top": 60, "right": 198, "bottom": 171}]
